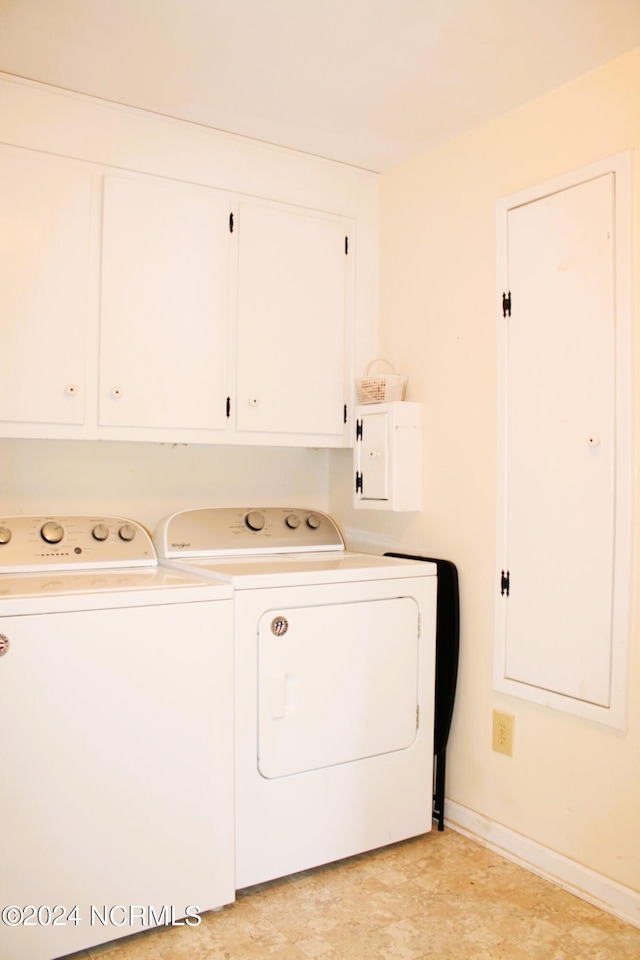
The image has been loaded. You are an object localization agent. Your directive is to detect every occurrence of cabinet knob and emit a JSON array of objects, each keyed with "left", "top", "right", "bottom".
[
  {"left": 588, "top": 434, "right": 601, "bottom": 447},
  {"left": 0, "top": 526, "right": 11, "bottom": 545},
  {"left": 65, "top": 384, "right": 78, "bottom": 396},
  {"left": 248, "top": 396, "right": 260, "bottom": 407},
  {"left": 111, "top": 386, "right": 123, "bottom": 399}
]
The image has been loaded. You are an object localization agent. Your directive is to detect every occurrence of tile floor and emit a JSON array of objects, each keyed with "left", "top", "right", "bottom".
[{"left": 61, "top": 829, "right": 640, "bottom": 960}]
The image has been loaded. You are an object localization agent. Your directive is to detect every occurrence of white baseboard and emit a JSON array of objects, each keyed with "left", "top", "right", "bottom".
[{"left": 445, "top": 800, "right": 640, "bottom": 930}]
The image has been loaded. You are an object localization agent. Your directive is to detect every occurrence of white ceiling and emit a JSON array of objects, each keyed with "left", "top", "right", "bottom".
[{"left": 1, "top": 0, "right": 640, "bottom": 172}]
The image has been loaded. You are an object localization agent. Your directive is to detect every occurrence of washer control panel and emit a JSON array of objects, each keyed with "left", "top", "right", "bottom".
[
  {"left": 0, "top": 516, "right": 157, "bottom": 573},
  {"left": 156, "top": 507, "right": 345, "bottom": 558}
]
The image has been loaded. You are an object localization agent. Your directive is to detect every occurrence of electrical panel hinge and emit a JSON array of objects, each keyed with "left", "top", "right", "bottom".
[
  {"left": 226, "top": 396, "right": 231, "bottom": 418},
  {"left": 355, "top": 418, "right": 363, "bottom": 441},
  {"left": 355, "top": 471, "right": 363, "bottom": 494},
  {"left": 229, "top": 212, "right": 234, "bottom": 233},
  {"left": 502, "top": 291, "right": 511, "bottom": 317},
  {"left": 500, "top": 570, "right": 510, "bottom": 596}
]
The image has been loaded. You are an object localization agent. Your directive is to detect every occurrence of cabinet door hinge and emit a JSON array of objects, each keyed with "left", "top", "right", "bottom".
[
  {"left": 345, "top": 236, "right": 349, "bottom": 255},
  {"left": 355, "top": 471, "right": 363, "bottom": 494},
  {"left": 229, "top": 212, "right": 234, "bottom": 233},
  {"left": 344, "top": 403, "right": 348, "bottom": 424},
  {"left": 226, "top": 396, "right": 231, "bottom": 418},
  {"left": 355, "top": 418, "right": 363, "bottom": 441},
  {"left": 500, "top": 569, "right": 510, "bottom": 596},
  {"left": 416, "top": 704, "right": 420, "bottom": 729},
  {"left": 502, "top": 291, "right": 511, "bottom": 317}
]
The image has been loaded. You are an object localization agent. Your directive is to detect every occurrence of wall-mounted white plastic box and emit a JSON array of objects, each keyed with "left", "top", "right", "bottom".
[{"left": 354, "top": 402, "right": 421, "bottom": 511}]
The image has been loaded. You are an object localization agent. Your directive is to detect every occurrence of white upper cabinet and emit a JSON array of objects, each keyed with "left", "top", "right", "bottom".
[
  {"left": 234, "top": 199, "right": 351, "bottom": 444},
  {"left": 0, "top": 148, "right": 93, "bottom": 428},
  {"left": 0, "top": 158, "right": 356, "bottom": 446},
  {"left": 99, "top": 173, "right": 230, "bottom": 433},
  {"left": 0, "top": 75, "right": 375, "bottom": 447}
]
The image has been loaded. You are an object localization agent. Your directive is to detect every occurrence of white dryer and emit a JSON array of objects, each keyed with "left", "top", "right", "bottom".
[
  {"left": 0, "top": 515, "right": 234, "bottom": 960},
  {"left": 154, "top": 506, "right": 438, "bottom": 889}
]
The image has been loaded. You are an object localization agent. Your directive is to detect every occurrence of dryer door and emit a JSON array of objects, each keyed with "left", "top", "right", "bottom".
[{"left": 257, "top": 596, "right": 420, "bottom": 778}]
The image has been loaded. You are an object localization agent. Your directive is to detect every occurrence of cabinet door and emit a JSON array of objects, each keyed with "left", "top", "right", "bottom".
[
  {"left": 235, "top": 199, "right": 350, "bottom": 439},
  {"left": 495, "top": 157, "right": 632, "bottom": 727},
  {"left": 356, "top": 409, "right": 389, "bottom": 500},
  {"left": 354, "top": 403, "right": 421, "bottom": 511},
  {"left": 99, "top": 173, "right": 230, "bottom": 431},
  {"left": 0, "top": 148, "right": 92, "bottom": 426}
]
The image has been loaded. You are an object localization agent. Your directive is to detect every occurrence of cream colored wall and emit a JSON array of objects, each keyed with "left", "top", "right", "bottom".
[
  {"left": 0, "top": 440, "right": 328, "bottom": 531},
  {"left": 0, "top": 439, "right": 330, "bottom": 532},
  {"left": 331, "top": 47, "right": 640, "bottom": 894}
]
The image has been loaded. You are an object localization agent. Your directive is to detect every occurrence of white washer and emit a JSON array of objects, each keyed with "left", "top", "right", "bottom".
[
  {"left": 154, "top": 506, "right": 438, "bottom": 889},
  {"left": 0, "top": 515, "right": 234, "bottom": 960}
]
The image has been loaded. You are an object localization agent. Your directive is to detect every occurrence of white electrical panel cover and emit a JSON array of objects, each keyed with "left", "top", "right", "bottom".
[{"left": 354, "top": 402, "right": 421, "bottom": 511}]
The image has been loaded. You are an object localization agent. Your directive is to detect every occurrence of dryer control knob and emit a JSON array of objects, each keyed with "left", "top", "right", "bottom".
[
  {"left": 286, "top": 514, "right": 300, "bottom": 530},
  {"left": 41, "top": 521, "right": 64, "bottom": 544},
  {"left": 118, "top": 524, "right": 136, "bottom": 542},
  {"left": 307, "top": 514, "right": 321, "bottom": 530},
  {"left": 92, "top": 523, "right": 110, "bottom": 542},
  {"left": 245, "top": 511, "right": 266, "bottom": 532},
  {"left": 0, "top": 527, "right": 11, "bottom": 545}
]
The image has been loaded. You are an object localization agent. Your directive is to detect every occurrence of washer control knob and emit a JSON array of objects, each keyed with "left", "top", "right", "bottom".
[
  {"left": 118, "top": 523, "right": 136, "bottom": 542},
  {"left": 245, "top": 511, "right": 266, "bottom": 532},
  {"left": 306, "top": 513, "right": 321, "bottom": 530},
  {"left": 0, "top": 527, "right": 11, "bottom": 545},
  {"left": 92, "top": 523, "right": 110, "bottom": 542},
  {"left": 41, "top": 521, "right": 64, "bottom": 544},
  {"left": 285, "top": 514, "right": 300, "bottom": 530}
]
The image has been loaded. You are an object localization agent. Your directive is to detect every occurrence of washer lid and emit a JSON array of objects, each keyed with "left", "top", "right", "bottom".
[{"left": 0, "top": 566, "right": 233, "bottom": 615}]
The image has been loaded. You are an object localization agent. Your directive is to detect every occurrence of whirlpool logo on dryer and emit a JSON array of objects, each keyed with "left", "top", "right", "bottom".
[{"left": 171, "top": 542, "right": 191, "bottom": 549}]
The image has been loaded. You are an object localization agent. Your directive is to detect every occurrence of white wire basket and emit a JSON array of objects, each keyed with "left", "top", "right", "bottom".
[{"left": 356, "top": 359, "right": 408, "bottom": 404}]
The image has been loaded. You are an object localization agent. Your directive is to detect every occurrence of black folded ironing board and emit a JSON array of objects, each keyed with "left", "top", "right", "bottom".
[{"left": 384, "top": 553, "right": 459, "bottom": 831}]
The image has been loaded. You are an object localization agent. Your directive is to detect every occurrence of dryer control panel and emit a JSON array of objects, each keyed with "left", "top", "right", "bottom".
[
  {"left": 155, "top": 507, "right": 345, "bottom": 558},
  {"left": 0, "top": 516, "right": 156, "bottom": 573}
]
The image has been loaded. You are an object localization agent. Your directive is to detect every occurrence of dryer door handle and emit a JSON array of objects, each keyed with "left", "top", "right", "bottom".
[{"left": 267, "top": 673, "right": 297, "bottom": 719}]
